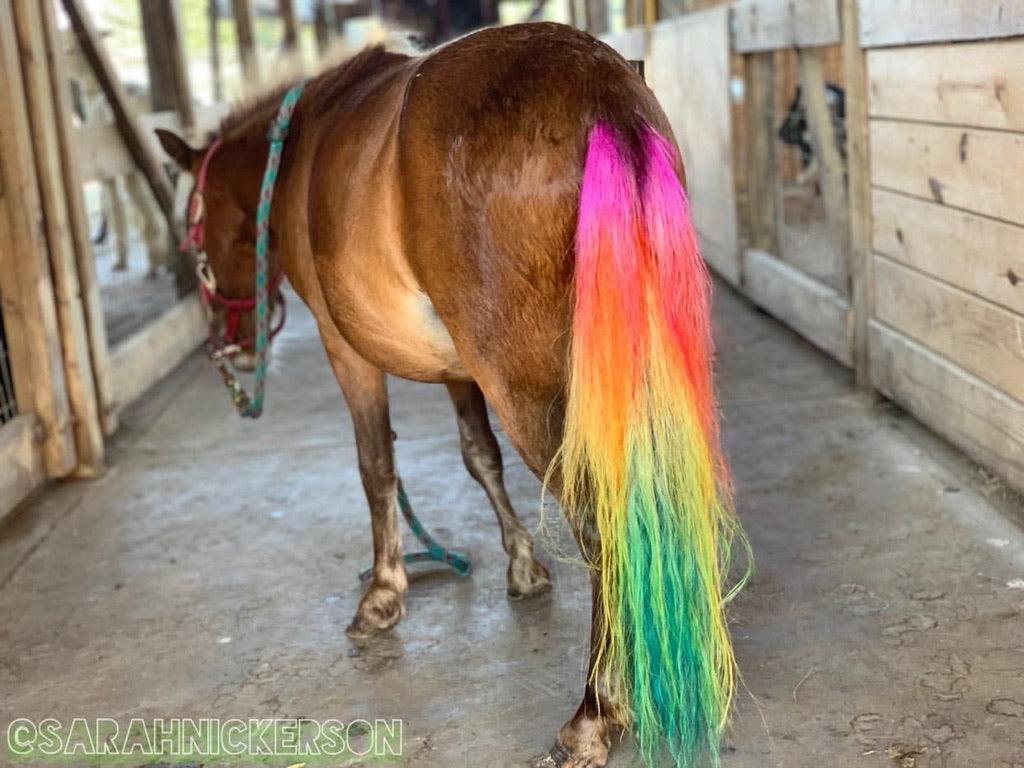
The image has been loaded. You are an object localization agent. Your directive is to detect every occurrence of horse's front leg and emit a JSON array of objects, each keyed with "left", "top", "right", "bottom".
[
  {"left": 536, "top": 571, "right": 628, "bottom": 768},
  {"left": 324, "top": 347, "right": 408, "bottom": 639},
  {"left": 446, "top": 381, "right": 551, "bottom": 598}
]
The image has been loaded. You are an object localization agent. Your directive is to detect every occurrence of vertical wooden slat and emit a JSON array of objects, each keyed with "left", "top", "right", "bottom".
[
  {"left": 745, "top": 51, "right": 778, "bottom": 254},
  {"left": 140, "top": 0, "right": 195, "bottom": 130},
  {"left": 209, "top": 0, "right": 223, "bottom": 102},
  {"left": 0, "top": 0, "right": 76, "bottom": 478},
  {"left": 38, "top": 0, "right": 116, "bottom": 436},
  {"left": 280, "top": 0, "right": 299, "bottom": 52},
  {"left": 12, "top": 0, "right": 104, "bottom": 475},
  {"left": 232, "top": 0, "right": 259, "bottom": 84},
  {"left": 842, "top": 0, "right": 872, "bottom": 388},
  {"left": 797, "top": 46, "right": 849, "bottom": 293}
]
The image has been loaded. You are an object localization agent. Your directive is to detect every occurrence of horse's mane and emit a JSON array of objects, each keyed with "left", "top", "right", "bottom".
[{"left": 219, "top": 44, "right": 415, "bottom": 140}]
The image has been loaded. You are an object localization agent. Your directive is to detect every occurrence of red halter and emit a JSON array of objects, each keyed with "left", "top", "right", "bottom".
[{"left": 180, "top": 138, "right": 286, "bottom": 350}]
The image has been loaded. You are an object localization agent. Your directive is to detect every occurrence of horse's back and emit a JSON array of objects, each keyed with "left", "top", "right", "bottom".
[{"left": 398, "top": 23, "right": 673, "bottom": 473}]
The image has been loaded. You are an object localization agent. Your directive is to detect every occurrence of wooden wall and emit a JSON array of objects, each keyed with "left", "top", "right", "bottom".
[{"left": 860, "top": 15, "right": 1024, "bottom": 490}]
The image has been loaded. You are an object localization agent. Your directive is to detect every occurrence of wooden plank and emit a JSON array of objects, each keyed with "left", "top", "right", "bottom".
[
  {"left": 0, "top": 415, "right": 46, "bottom": 522},
  {"left": 872, "top": 189, "right": 1024, "bottom": 316},
  {"left": 648, "top": 8, "right": 740, "bottom": 284},
  {"left": 733, "top": 0, "right": 840, "bottom": 53},
  {"left": 39, "top": 0, "right": 116, "bottom": 435},
  {"left": 742, "top": 248, "right": 853, "bottom": 366},
  {"left": 796, "top": 45, "right": 848, "bottom": 292},
  {"left": 74, "top": 105, "right": 229, "bottom": 183},
  {"left": 280, "top": 0, "right": 299, "bottom": 52},
  {"left": 843, "top": 0, "right": 873, "bottom": 388},
  {"left": 776, "top": 221, "right": 843, "bottom": 289},
  {"left": 867, "top": 39, "right": 1024, "bottom": 132},
  {"left": 860, "top": 0, "right": 1024, "bottom": 48},
  {"left": 873, "top": 256, "right": 1024, "bottom": 403},
  {"left": 140, "top": 0, "right": 195, "bottom": 129},
  {"left": 0, "top": 0, "right": 76, "bottom": 478},
  {"left": 599, "top": 28, "right": 646, "bottom": 61},
  {"left": 109, "top": 295, "right": 206, "bottom": 416},
  {"left": 60, "top": 0, "right": 179, "bottom": 233},
  {"left": 870, "top": 120, "right": 1024, "bottom": 228},
  {"left": 232, "top": 0, "right": 259, "bottom": 83},
  {"left": 745, "top": 51, "right": 778, "bottom": 253},
  {"left": 869, "top": 321, "right": 1024, "bottom": 494},
  {"left": 12, "top": 0, "right": 104, "bottom": 475}
]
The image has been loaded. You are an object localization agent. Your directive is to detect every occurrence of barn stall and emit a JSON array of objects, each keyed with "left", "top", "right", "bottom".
[{"left": 1, "top": 1, "right": 1023, "bottom": 766}]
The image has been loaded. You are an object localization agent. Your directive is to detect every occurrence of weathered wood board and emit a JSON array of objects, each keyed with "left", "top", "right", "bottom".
[
  {"left": 868, "top": 39, "right": 1024, "bottom": 132},
  {"left": 870, "top": 321, "right": 1024, "bottom": 493},
  {"left": 873, "top": 256, "right": 1024, "bottom": 403},
  {"left": 743, "top": 249, "right": 853, "bottom": 366},
  {"left": 733, "top": 0, "right": 840, "bottom": 52},
  {"left": 870, "top": 121, "right": 1024, "bottom": 227},
  {"left": 860, "top": 0, "right": 1024, "bottom": 48},
  {"left": 872, "top": 189, "right": 1024, "bottom": 315},
  {"left": 647, "top": 7, "right": 740, "bottom": 284},
  {"left": 0, "top": 415, "right": 45, "bottom": 522}
]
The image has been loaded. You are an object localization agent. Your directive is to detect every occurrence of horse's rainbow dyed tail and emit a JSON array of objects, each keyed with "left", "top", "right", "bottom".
[{"left": 560, "top": 121, "right": 748, "bottom": 766}]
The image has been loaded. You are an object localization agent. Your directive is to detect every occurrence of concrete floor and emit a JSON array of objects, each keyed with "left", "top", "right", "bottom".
[{"left": 2, "top": 283, "right": 1024, "bottom": 767}]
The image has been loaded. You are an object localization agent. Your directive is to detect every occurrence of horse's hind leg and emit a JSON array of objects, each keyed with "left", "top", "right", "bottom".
[
  {"left": 324, "top": 346, "right": 408, "bottom": 639},
  {"left": 446, "top": 382, "right": 551, "bottom": 598}
]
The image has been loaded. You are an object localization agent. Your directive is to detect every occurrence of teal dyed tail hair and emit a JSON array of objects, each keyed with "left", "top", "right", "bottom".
[{"left": 559, "top": 121, "right": 749, "bottom": 765}]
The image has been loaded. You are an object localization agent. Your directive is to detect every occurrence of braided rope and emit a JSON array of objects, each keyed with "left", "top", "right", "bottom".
[{"left": 244, "top": 79, "right": 308, "bottom": 418}]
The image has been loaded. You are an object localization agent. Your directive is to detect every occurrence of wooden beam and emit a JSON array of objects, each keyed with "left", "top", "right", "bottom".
[
  {"left": 232, "top": 0, "right": 259, "bottom": 84},
  {"left": 869, "top": 321, "right": 1024, "bottom": 495},
  {"left": 314, "top": 0, "right": 331, "bottom": 56},
  {"left": 860, "top": 0, "right": 1024, "bottom": 48},
  {"left": 12, "top": 0, "right": 104, "bottom": 475},
  {"left": 140, "top": 0, "right": 195, "bottom": 130},
  {"left": 280, "top": 0, "right": 299, "bottom": 52},
  {"left": 109, "top": 295, "right": 206, "bottom": 417},
  {"left": 0, "top": 0, "right": 76, "bottom": 478},
  {"left": 733, "top": 0, "right": 841, "bottom": 53},
  {"left": 797, "top": 46, "right": 848, "bottom": 293},
  {"left": 209, "top": 0, "right": 223, "bottom": 102},
  {"left": 60, "top": 0, "right": 178, "bottom": 235},
  {"left": 39, "top": 0, "right": 115, "bottom": 437},
  {"left": 743, "top": 248, "right": 853, "bottom": 367},
  {"left": 842, "top": 0, "right": 872, "bottom": 389},
  {"left": 744, "top": 51, "right": 777, "bottom": 254}
]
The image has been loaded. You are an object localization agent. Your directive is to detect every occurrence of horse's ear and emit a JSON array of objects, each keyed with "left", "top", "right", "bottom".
[{"left": 155, "top": 128, "right": 197, "bottom": 171}]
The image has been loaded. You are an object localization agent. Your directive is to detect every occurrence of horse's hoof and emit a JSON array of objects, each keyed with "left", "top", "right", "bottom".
[
  {"left": 345, "top": 586, "right": 406, "bottom": 639},
  {"left": 507, "top": 558, "right": 552, "bottom": 600},
  {"left": 530, "top": 742, "right": 575, "bottom": 768}
]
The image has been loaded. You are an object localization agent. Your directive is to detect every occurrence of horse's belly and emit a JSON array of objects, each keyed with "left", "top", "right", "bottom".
[{"left": 339, "top": 288, "right": 469, "bottom": 383}]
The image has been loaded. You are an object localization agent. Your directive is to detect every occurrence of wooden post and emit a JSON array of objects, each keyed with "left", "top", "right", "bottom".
[
  {"left": 209, "top": 0, "right": 223, "bottom": 102},
  {"left": 39, "top": 0, "right": 117, "bottom": 436},
  {"left": 232, "top": 0, "right": 259, "bottom": 84},
  {"left": 60, "top": 0, "right": 178, "bottom": 236},
  {"left": 567, "top": 0, "right": 577, "bottom": 29},
  {"left": 745, "top": 52, "right": 778, "bottom": 255},
  {"left": 797, "top": 46, "right": 850, "bottom": 291},
  {"left": 314, "top": 0, "right": 331, "bottom": 56},
  {"left": 11, "top": 0, "right": 105, "bottom": 474},
  {"left": 280, "top": 0, "right": 299, "bottom": 53},
  {"left": 585, "top": 0, "right": 608, "bottom": 34},
  {"left": 842, "top": 0, "right": 873, "bottom": 388},
  {"left": 140, "top": 0, "right": 195, "bottom": 130},
  {"left": 0, "top": 0, "right": 77, "bottom": 478}
]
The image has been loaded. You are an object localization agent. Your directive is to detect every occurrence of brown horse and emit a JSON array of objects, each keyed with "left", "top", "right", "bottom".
[{"left": 158, "top": 22, "right": 742, "bottom": 768}]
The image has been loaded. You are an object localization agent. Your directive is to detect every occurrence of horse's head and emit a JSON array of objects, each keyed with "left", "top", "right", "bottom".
[{"left": 156, "top": 129, "right": 285, "bottom": 372}]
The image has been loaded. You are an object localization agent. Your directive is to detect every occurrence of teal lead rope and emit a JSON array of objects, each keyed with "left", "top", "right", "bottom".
[
  {"left": 243, "top": 79, "right": 308, "bottom": 419},
  {"left": 359, "top": 479, "right": 473, "bottom": 583},
  {"left": 244, "top": 82, "right": 471, "bottom": 579}
]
